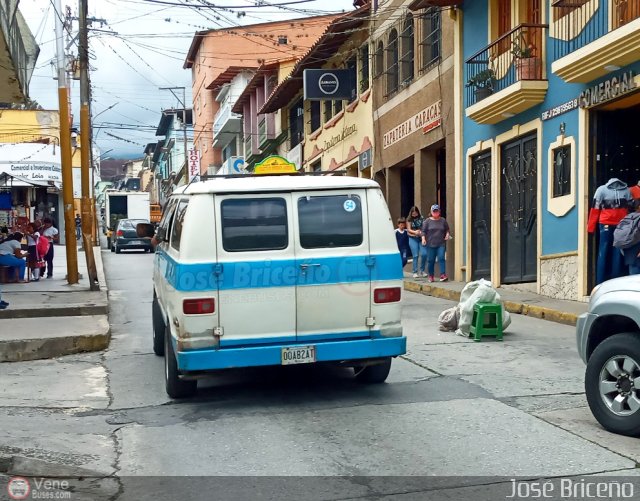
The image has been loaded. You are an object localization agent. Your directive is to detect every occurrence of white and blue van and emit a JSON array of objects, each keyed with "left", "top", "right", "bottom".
[{"left": 151, "top": 174, "right": 406, "bottom": 398}]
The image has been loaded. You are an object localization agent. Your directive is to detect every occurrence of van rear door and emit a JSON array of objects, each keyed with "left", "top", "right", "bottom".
[
  {"left": 292, "top": 190, "right": 371, "bottom": 341},
  {"left": 214, "top": 194, "right": 297, "bottom": 347}
]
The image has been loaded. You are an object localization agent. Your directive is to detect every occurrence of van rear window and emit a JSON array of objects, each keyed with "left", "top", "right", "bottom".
[
  {"left": 221, "top": 198, "right": 288, "bottom": 252},
  {"left": 298, "top": 195, "right": 363, "bottom": 248}
]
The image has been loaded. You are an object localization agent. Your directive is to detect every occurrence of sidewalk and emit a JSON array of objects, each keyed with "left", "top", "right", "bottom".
[
  {"left": 404, "top": 275, "right": 588, "bottom": 326},
  {"left": 0, "top": 244, "right": 110, "bottom": 362}
]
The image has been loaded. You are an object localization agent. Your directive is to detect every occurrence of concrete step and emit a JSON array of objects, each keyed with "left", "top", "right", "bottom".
[{"left": 0, "top": 315, "right": 110, "bottom": 362}]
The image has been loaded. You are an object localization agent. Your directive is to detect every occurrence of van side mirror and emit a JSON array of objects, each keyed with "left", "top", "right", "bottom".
[{"left": 136, "top": 223, "right": 156, "bottom": 238}]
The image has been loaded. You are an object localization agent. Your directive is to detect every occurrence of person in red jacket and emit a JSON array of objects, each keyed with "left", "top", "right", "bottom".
[{"left": 587, "top": 178, "right": 633, "bottom": 285}]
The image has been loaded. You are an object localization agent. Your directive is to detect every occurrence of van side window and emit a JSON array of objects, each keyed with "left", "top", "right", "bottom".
[
  {"left": 298, "top": 195, "right": 363, "bottom": 248},
  {"left": 157, "top": 198, "right": 178, "bottom": 242},
  {"left": 170, "top": 199, "right": 189, "bottom": 251},
  {"left": 221, "top": 198, "right": 288, "bottom": 252}
]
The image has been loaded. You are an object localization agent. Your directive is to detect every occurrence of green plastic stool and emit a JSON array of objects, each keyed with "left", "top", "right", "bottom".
[{"left": 470, "top": 302, "right": 503, "bottom": 342}]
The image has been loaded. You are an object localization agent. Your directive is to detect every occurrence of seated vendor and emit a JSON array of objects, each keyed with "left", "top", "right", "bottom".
[{"left": 0, "top": 232, "right": 27, "bottom": 282}]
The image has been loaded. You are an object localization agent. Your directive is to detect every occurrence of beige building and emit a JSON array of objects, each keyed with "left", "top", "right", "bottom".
[{"left": 370, "top": 0, "right": 456, "bottom": 276}]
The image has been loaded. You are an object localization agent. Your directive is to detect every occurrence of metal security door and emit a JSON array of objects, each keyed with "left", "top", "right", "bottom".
[
  {"left": 501, "top": 135, "right": 537, "bottom": 283},
  {"left": 471, "top": 151, "right": 492, "bottom": 280}
]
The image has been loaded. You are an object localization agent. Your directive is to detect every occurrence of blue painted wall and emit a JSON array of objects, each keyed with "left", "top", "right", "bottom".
[{"left": 462, "top": 3, "right": 640, "bottom": 261}]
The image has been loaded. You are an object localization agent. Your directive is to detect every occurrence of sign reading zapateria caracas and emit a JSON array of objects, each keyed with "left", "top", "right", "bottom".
[
  {"left": 383, "top": 100, "right": 442, "bottom": 149},
  {"left": 579, "top": 71, "right": 636, "bottom": 109}
]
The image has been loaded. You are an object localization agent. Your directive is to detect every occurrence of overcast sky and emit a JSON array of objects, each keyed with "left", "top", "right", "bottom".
[{"left": 19, "top": 0, "right": 349, "bottom": 159}]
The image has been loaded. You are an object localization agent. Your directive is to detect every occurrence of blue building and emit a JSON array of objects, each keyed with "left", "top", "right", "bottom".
[{"left": 456, "top": 0, "right": 640, "bottom": 300}]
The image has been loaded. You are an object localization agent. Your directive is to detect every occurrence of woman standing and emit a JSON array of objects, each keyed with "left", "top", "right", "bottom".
[
  {"left": 421, "top": 204, "right": 450, "bottom": 283},
  {"left": 406, "top": 206, "right": 427, "bottom": 278}
]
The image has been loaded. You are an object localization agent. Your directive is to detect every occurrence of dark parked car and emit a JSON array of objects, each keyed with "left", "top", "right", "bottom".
[
  {"left": 111, "top": 219, "right": 152, "bottom": 254},
  {"left": 577, "top": 275, "right": 640, "bottom": 436}
]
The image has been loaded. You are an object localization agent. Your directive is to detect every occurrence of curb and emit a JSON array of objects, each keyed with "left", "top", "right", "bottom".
[
  {"left": 0, "top": 317, "right": 111, "bottom": 362},
  {"left": 404, "top": 281, "right": 579, "bottom": 327},
  {"left": 0, "top": 304, "right": 108, "bottom": 320}
]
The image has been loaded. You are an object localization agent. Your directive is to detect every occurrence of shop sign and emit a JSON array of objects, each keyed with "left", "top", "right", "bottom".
[
  {"left": 0, "top": 163, "right": 62, "bottom": 183},
  {"left": 359, "top": 149, "right": 372, "bottom": 171},
  {"left": 254, "top": 155, "right": 297, "bottom": 174},
  {"left": 383, "top": 100, "right": 442, "bottom": 149},
  {"left": 579, "top": 71, "right": 637, "bottom": 109},
  {"left": 323, "top": 124, "right": 357, "bottom": 152},
  {"left": 541, "top": 98, "right": 579, "bottom": 121},
  {"left": 188, "top": 149, "right": 200, "bottom": 181},
  {"left": 303, "top": 69, "right": 356, "bottom": 101}
]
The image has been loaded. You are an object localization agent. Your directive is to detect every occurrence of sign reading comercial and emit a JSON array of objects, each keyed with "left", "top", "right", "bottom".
[
  {"left": 303, "top": 69, "right": 356, "bottom": 101},
  {"left": 188, "top": 149, "right": 200, "bottom": 181},
  {"left": 579, "top": 71, "right": 637, "bottom": 109},
  {"left": 383, "top": 101, "right": 442, "bottom": 149}
]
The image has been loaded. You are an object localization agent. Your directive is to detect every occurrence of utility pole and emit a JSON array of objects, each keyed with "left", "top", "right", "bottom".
[
  {"left": 54, "top": 0, "right": 79, "bottom": 284},
  {"left": 78, "top": 0, "right": 99, "bottom": 290},
  {"left": 159, "top": 87, "right": 188, "bottom": 183}
]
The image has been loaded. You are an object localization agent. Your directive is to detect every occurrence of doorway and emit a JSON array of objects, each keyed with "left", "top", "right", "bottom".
[
  {"left": 400, "top": 166, "right": 415, "bottom": 218},
  {"left": 588, "top": 103, "right": 640, "bottom": 290},
  {"left": 471, "top": 151, "right": 492, "bottom": 280},
  {"left": 500, "top": 133, "right": 538, "bottom": 284}
]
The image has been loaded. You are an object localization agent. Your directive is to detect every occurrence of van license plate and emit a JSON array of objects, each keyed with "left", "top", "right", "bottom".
[{"left": 281, "top": 346, "right": 316, "bottom": 365}]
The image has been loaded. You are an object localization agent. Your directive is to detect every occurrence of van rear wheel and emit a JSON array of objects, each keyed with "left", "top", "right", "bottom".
[
  {"left": 354, "top": 357, "right": 392, "bottom": 383},
  {"left": 164, "top": 325, "right": 197, "bottom": 399},
  {"left": 152, "top": 295, "right": 165, "bottom": 356}
]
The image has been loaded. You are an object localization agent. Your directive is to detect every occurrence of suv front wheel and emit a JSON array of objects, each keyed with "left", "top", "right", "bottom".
[{"left": 585, "top": 332, "right": 640, "bottom": 436}]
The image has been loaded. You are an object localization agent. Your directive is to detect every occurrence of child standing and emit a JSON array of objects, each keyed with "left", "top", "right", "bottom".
[{"left": 395, "top": 218, "right": 411, "bottom": 267}]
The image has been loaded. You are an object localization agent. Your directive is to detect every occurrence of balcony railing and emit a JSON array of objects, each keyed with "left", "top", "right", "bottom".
[
  {"left": 466, "top": 24, "right": 548, "bottom": 107},
  {"left": 213, "top": 101, "right": 241, "bottom": 136},
  {"left": 552, "top": 0, "right": 640, "bottom": 60}
]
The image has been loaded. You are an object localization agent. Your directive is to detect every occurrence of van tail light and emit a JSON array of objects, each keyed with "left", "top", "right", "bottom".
[
  {"left": 116, "top": 230, "right": 123, "bottom": 236},
  {"left": 374, "top": 287, "right": 401, "bottom": 304},
  {"left": 183, "top": 298, "right": 215, "bottom": 315}
]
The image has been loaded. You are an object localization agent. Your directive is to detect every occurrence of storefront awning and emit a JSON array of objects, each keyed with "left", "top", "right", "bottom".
[{"left": 0, "top": 172, "right": 60, "bottom": 188}]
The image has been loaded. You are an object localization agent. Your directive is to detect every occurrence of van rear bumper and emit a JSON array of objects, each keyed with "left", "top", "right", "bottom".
[{"left": 176, "top": 336, "right": 407, "bottom": 372}]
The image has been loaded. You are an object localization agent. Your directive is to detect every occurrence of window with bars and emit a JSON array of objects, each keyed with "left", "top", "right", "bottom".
[
  {"left": 420, "top": 7, "right": 441, "bottom": 71},
  {"left": 334, "top": 99, "right": 343, "bottom": 115},
  {"left": 552, "top": 145, "right": 571, "bottom": 198},
  {"left": 347, "top": 55, "right": 358, "bottom": 102},
  {"left": 289, "top": 98, "right": 304, "bottom": 148},
  {"left": 400, "top": 15, "right": 414, "bottom": 85},
  {"left": 310, "top": 101, "right": 321, "bottom": 132},
  {"left": 360, "top": 44, "right": 370, "bottom": 91},
  {"left": 374, "top": 41, "right": 384, "bottom": 77},
  {"left": 323, "top": 100, "right": 333, "bottom": 122},
  {"left": 386, "top": 29, "right": 399, "bottom": 95}
]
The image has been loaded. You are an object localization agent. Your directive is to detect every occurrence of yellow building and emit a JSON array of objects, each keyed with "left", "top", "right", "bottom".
[{"left": 0, "top": 110, "right": 61, "bottom": 228}]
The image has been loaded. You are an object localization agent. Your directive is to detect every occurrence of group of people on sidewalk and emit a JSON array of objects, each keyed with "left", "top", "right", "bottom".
[
  {"left": 0, "top": 218, "right": 58, "bottom": 284},
  {"left": 395, "top": 204, "right": 451, "bottom": 283}
]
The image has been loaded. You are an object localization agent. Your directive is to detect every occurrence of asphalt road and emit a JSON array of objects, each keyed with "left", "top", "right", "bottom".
[{"left": 2, "top": 249, "right": 640, "bottom": 500}]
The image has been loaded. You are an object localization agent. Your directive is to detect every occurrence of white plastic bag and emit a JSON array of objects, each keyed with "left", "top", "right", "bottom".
[
  {"left": 438, "top": 305, "right": 460, "bottom": 332},
  {"left": 455, "top": 279, "right": 511, "bottom": 337}
]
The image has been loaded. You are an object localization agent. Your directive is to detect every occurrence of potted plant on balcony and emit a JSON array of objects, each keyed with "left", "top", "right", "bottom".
[
  {"left": 466, "top": 68, "right": 496, "bottom": 102},
  {"left": 511, "top": 36, "right": 541, "bottom": 81}
]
